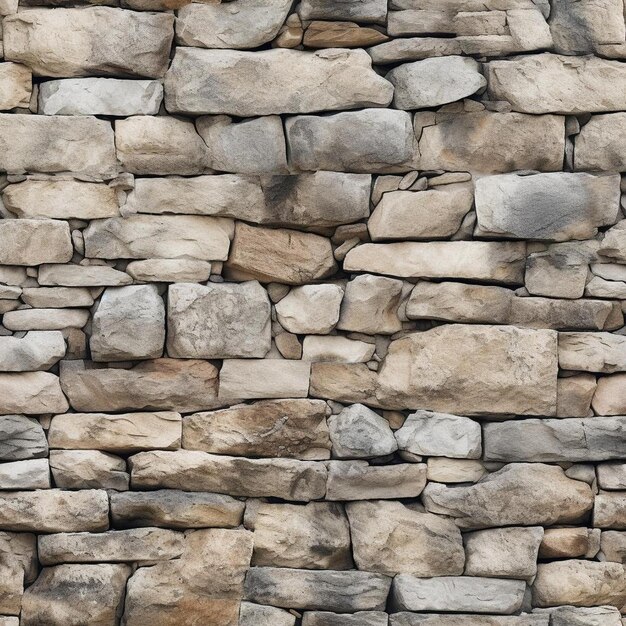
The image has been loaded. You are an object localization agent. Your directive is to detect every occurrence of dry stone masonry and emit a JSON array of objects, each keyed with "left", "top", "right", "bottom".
[{"left": 0, "top": 0, "right": 625, "bottom": 624}]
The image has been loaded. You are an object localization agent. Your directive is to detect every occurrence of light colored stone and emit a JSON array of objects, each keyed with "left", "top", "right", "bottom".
[
  {"left": 557, "top": 374, "right": 597, "bottom": 418},
  {"left": 21, "top": 288, "right": 94, "bottom": 309},
  {"left": 559, "top": 332, "right": 626, "bottom": 373},
  {"left": 591, "top": 263, "right": 626, "bottom": 282},
  {"left": 2, "top": 308, "right": 89, "bottom": 331},
  {"left": 525, "top": 249, "right": 588, "bottom": 299},
  {"left": 427, "top": 458, "right": 486, "bottom": 483},
  {"left": 601, "top": 530, "right": 626, "bottom": 563},
  {"left": 0, "top": 219, "right": 72, "bottom": 266},
  {"left": 303, "top": 612, "right": 388, "bottom": 626},
  {"left": 0, "top": 530, "right": 37, "bottom": 584},
  {"left": 0, "top": 458, "right": 50, "bottom": 489},
  {"left": 303, "top": 21, "right": 389, "bottom": 47},
  {"left": 575, "top": 113, "right": 626, "bottom": 171},
  {"left": 240, "top": 602, "right": 295, "bottom": 626},
  {"left": 395, "top": 410, "right": 481, "bottom": 459},
  {"left": 537, "top": 606, "right": 622, "bottom": 626},
  {"left": 164, "top": 47, "right": 393, "bottom": 116},
  {"left": 390, "top": 614, "right": 547, "bottom": 626},
  {"left": 0, "top": 415, "right": 47, "bottom": 461},
  {"left": 167, "top": 281, "right": 270, "bottom": 359},
  {"left": 594, "top": 492, "right": 626, "bottom": 529},
  {"left": 0, "top": 62, "right": 31, "bottom": 109},
  {"left": 387, "top": 9, "right": 456, "bottom": 36},
  {"left": 3, "top": 7, "right": 173, "bottom": 77},
  {"left": 0, "top": 372, "right": 69, "bottom": 415},
  {"left": 276, "top": 284, "right": 344, "bottom": 335},
  {"left": 585, "top": 275, "right": 626, "bottom": 298},
  {"left": 302, "top": 336, "right": 375, "bottom": 363},
  {"left": 38, "top": 264, "right": 132, "bottom": 287},
  {"left": 598, "top": 462, "right": 626, "bottom": 490},
  {"left": 50, "top": 450, "right": 129, "bottom": 491},
  {"left": 300, "top": 0, "right": 387, "bottom": 23},
  {"left": 367, "top": 36, "right": 463, "bottom": 64},
  {"left": 423, "top": 463, "right": 593, "bottom": 529},
  {"left": 593, "top": 373, "right": 626, "bottom": 415},
  {"left": 599, "top": 220, "right": 626, "bottom": 262},
  {"left": 126, "top": 259, "right": 211, "bottom": 283},
  {"left": 539, "top": 527, "right": 597, "bottom": 559},
  {"left": 0, "top": 331, "right": 65, "bottom": 372}
]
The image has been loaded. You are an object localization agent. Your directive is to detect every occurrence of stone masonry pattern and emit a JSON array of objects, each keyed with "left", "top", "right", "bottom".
[{"left": 0, "top": 0, "right": 625, "bottom": 624}]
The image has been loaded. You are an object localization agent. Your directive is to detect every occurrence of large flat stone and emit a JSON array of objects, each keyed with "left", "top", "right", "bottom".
[
  {"left": 390, "top": 616, "right": 548, "bottom": 626},
  {"left": 0, "top": 331, "right": 65, "bottom": 372},
  {"left": 303, "top": 612, "right": 387, "bottom": 626},
  {"left": 300, "top": 0, "right": 387, "bottom": 23},
  {"left": 38, "top": 264, "right": 132, "bottom": 287},
  {"left": 0, "top": 219, "right": 72, "bottom": 266},
  {"left": 0, "top": 372, "right": 69, "bottom": 415}
]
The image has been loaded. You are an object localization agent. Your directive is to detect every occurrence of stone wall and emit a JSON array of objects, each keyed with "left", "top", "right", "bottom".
[{"left": 0, "top": 0, "right": 625, "bottom": 624}]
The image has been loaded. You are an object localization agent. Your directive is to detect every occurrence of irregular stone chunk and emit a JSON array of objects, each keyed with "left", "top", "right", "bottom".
[
  {"left": 303, "top": 21, "right": 389, "bottom": 47},
  {"left": 164, "top": 47, "right": 393, "bottom": 116},
  {"left": 557, "top": 374, "right": 597, "bottom": 418},
  {"left": 0, "top": 219, "right": 72, "bottom": 266},
  {"left": 0, "top": 331, "right": 65, "bottom": 372},
  {"left": 367, "top": 37, "right": 463, "bottom": 64},
  {"left": 347, "top": 500, "right": 464, "bottom": 577},
  {"left": 60, "top": 359, "right": 222, "bottom": 413},
  {"left": 244, "top": 568, "right": 391, "bottom": 612},
  {"left": 91, "top": 285, "right": 165, "bottom": 362},
  {"left": 395, "top": 410, "right": 481, "bottom": 459},
  {"left": 475, "top": 173, "right": 620, "bottom": 241},
  {"left": 176, "top": 0, "right": 292, "bottom": 49},
  {"left": 388, "top": 56, "right": 486, "bottom": 109},
  {"left": 110, "top": 490, "right": 244, "bottom": 529},
  {"left": 276, "top": 285, "right": 344, "bottom": 335},
  {"left": 391, "top": 575, "right": 526, "bottom": 614},
  {"left": 300, "top": 0, "right": 386, "bottom": 23},
  {"left": 183, "top": 399, "right": 331, "bottom": 460},
  {"left": 252, "top": 502, "right": 352, "bottom": 569},
  {"left": 0, "top": 530, "right": 37, "bottom": 584},
  {"left": 344, "top": 241, "right": 526, "bottom": 284},
  {"left": 575, "top": 113, "right": 626, "bottom": 171},
  {"left": 39, "top": 78, "right": 162, "bottom": 115},
  {"left": 487, "top": 53, "right": 626, "bottom": 114},
  {"left": 0, "top": 372, "right": 69, "bottom": 415},
  {"left": 0, "top": 558, "right": 22, "bottom": 615},
  {"left": 594, "top": 492, "right": 626, "bottom": 529},
  {"left": 525, "top": 249, "right": 589, "bottom": 299},
  {"left": 585, "top": 275, "right": 626, "bottom": 298},
  {"left": 38, "top": 264, "right": 132, "bottom": 287},
  {"left": 3, "top": 7, "right": 173, "bottom": 77},
  {"left": 539, "top": 527, "right": 597, "bottom": 559},
  {"left": 0, "top": 62, "right": 31, "bottom": 109},
  {"left": 537, "top": 606, "right": 622, "bottom": 626},
  {"left": 38, "top": 528, "right": 184, "bottom": 565},
  {"left": 0, "top": 114, "right": 117, "bottom": 177},
  {"left": 422, "top": 463, "right": 593, "bottom": 529},
  {"left": 240, "top": 602, "right": 296, "bottom": 626},
  {"left": 122, "top": 529, "right": 252, "bottom": 626},
  {"left": 302, "top": 336, "right": 375, "bottom": 363},
  {"left": 326, "top": 461, "right": 427, "bottom": 500},
  {"left": 49, "top": 411, "right": 181, "bottom": 453},
  {"left": 0, "top": 415, "right": 47, "bottom": 461},
  {"left": 418, "top": 111, "right": 565, "bottom": 173},
  {"left": 377, "top": 325, "right": 557, "bottom": 416},
  {"left": 0, "top": 458, "right": 49, "bottom": 489},
  {"left": 50, "top": 450, "right": 129, "bottom": 490},
  {"left": 390, "top": 614, "right": 548, "bottom": 626},
  {"left": 225, "top": 223, "right": 336, "bottom": 284},
  {"left": 427, "top": 458, "right": 486, "bottom": 483},
  {"left": 598, "top": 462, "right": 626, "bottom": 490},
  {"left": 2, "top": 308, "right": 89, "bottom": 331},
  {"left": 592, "top": 373, "right": 626, "bottom": 415},
  {"left": 130, "top": 450, "right": 327, "bottom": 501},
  {"left": 484, "top": 416, "right": 626, "bottom": 462},
  {"left": 84, "top": 215, "right": 233, "bottom": 261},
  {"left": 601, "top": 530, "right": 626, "bottom": 563},
  {"left": 0, "top": 489, "right": 108, "bottom": 532},
  {"left": 286, "top": 109, "right": 416, "bottom": 173},
  {"left": 126, "top": 259, "right": 212, "bottom": 283},
  {"left": 310, "top": 362, "right": 380, "bottom": 407},
  {"left": 532, "top": 560, "right": 626, "bottom": 607},
  {"left": 599, "top": 220, "right": 626, "bottom": 262},
  {"left": 167, "top": 281, "right": 270, "bottom": 359}
]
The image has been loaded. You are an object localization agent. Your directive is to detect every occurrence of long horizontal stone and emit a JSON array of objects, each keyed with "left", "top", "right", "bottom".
[
  {"left": 0, "top": 372, "right": 69, "bottom": 415},
  {"left": 38, "top": 264, "right": 132, "bottom": 287},
  {"left": 390, "top": 615, "right": 548, "bottom": 626},
  {"left": 164, "top": 47, "right": 393, "bottom": 116},
  {"left": 343, "top": 241, "right": 526, "bottom": 284},
  {"left": 0, "top": 219, "right": 72, "bottom": 266},
  {"left": 559, "top": 332, "right": 626, "bottom": 373},
  {"left": 367, "top": 37, "right": 463, "bottom": 64},
  {"left": 129, "top": 450, "right": 327, "bottom": 501},
  {"left": 3, "top": 308, "right": 89, "bottom": 331},
  {"left": 0, "top": 331, "right": 65, "bottom": 372},
  {"left": 303, "top": 612, "right": 387, "bottom": 626}
]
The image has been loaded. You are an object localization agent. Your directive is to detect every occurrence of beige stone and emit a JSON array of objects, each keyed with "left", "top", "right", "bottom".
[
  {"left": 367, "top": 37, "right": 463, "bottom": 65},
  {"left": 593, "top": 373, "right": 626, "bottom": 415},
  {"left": 21, "top": 288, "right": 94, "bottom": 309},
  {"left": 310, "top": 362, "right": 380, "bottom": 406},
  {"left": 426, "top": 458, "right": 487, "bottom": 483},
  {"left": 539, "top": 527, "right": 596, "bottom": 558},
  {"left": 575, "top": 113, "right": 626, "bottom": 171},
  {"left": 0, "top": 531, "right": 37, "bottom": 584},
  {"left": 0, "top": 219, "right": 72, "bottom": 266},
  {"left": 50, "top": 450, "right": 129, "bottom": 491},
  {"left": 2, "top": 308, "right": 89, "bottom": 331},
  {"left": 126, "top": 259, "right": 211, "bottom": 283},
  {"left": 303, "top": 21, "right": 389, "bottom": 47},
  {"left": 0, "top": 62, "right": 31, "bottom": 109},
  {"left": 594, "top": 492, "right": 626, "bottom": 529},
  {"left": 598, "top": 462, "right": 626, "bottom": 490},
  {"left": 601, "top": 530, "right": 626, "bottom": 563},
  {"left": 38, "top": 264, "right": 132, "bottom": 287},
  {"left": 0, "top": 371, "right": 69, "bottom": 415},
  {"left": 557, "top": 373, "right": 596, "bottom": 418},
  {"left": 275, "top": 284, "right": 344, "bottom": 334},
  {"left": 559, "top": 332, "right": 626, "bottom": 373},
  {"left": 302, "top": 335, "right": 376, "bottom": 363}
]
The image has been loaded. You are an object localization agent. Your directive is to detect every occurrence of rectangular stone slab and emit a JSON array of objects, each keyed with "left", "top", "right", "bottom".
[{"left": 390, "top": 614, "right": 549, "bottom": 625}]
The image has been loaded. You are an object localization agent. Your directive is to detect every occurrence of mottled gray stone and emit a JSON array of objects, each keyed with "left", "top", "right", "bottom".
[
  {"left": 575, "top": 113, "right": 626, "bottom": 171},
  {"left": 535, "top": 606, "right": 622, "bottom": 626},
  {"left": 299, "top": 0, "right": 387, "bottom": 23},
  {"left": 0, "top": 458, "right": 50, "bottom": 490},
  {"left": 0, "top": 331, "right": 65, "bottom": 372},
  {"left": 390, "top": 615, "right": 548, "bottom": 626},
  {"left": 303, "top": 612, "right": 388, "bottom": 626},
  {"left": 0, "top": 415, "right": 47, "bottom": 461},
  {"left": 240, "top": 602, "right": 295, "bottom": 626}
]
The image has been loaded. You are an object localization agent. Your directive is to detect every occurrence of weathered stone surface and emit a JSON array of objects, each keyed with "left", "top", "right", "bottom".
[
  {"left": 303, "top": 21, "right": 389, "bottom": 47},
  {"left": 240, "top": 602, "right": 296, "bottom": 626},
  {"left": 367, "top": 37, "right": 463, "bottom": 65},
  {"left": 418, "top": 111, "right": 565, "bottom": 173},
  {"left": 598, "top": 462, "right": 626, "bottom": 490},
  {"left": 536, "top": 606, "right": 622, "bottom": 626},
  {"left": 245, "top": 568, "right": 391, "bottom": 612},
  {"left": 344, "top": 241, "right": 526, "bottom": 284},
  {"left": 176, "top": 0, "right": 292, "bottom": 49},
  {"left": 302, "top": 336, "right": 375, "bottom": 363},
  {"left": 130, "top": 450, "right": 327, "bottom": 501},
  {"left": 300, "top": 0, "right": 387, "bottom": 23},
  {"left": 0, "top": 458, "right": 50, "bottom": 489},
  {"left": 165, "top": 47, "right": 393, "bottom": 116},
  {"left": 0, "top": 415, "right": 47, "bottom": 461},
  {"left": 275, "top": 284, "right": 343, "bottom": 335},
  {"left": 0, "top": 331, "right": 65, "bottom": 372},
  {"left": 391, "top": 575, "right": 526, "bottom": 614},
  {"left": 377, "top": 325, "right": 557, "bottom": 416},
  {"left": 91, "top": 285, "right": 165, "bottom": 362},
  {"left": 328, "top": 403, "right": 397, "bottom": 459},
  {"left": 0, "top": 62, "right": 31, "bottom": 109},
  {"left": 20, "top": 288, "right": 93, "bottom": 309},
  {"left": 225, "top": 223, "right": 336, "bottom": 284},
  {"left": 21, "top": 563, "right": 130, "bottom": 626},
  {"left": 423, "top": 463, "right": 593, "bottom": 529},
  {"left": 310, "top": 362, "right": 379, "bottom": 406},
  {"left": 0, "top": 219, "right": 72, "bottom": 266},
  {"left": 126, "top": 259, "right": 212, "bottom": 283},
  {"left": 39, "top": 78, "right": 162, "bottom": 115},
  {"left": 594, "top": 492, "right": 626, "bottom": 529},
  {"left": 0, "top": 489, "right": 108, "bottom": 532},
  {"left": 50, "top": 450, "right": 129, "bottom": 490},
  {"left": 60, "top": 359, "right": 222, "bottom": 413},
  {"left": 347, "top": 500, "right": 464, "bottom": 576},
  {"left": 111, "top": 489, "right": 244, "bottom": 529},
  {"left": 84, "top": 215, "right": 233, "bottom": 261},
  {"left": 390, "top": 615, "right": 548, "bottom": 626},
  {"left": 487, "top": 53, "right": 626, "bottom": 114},
  {"left": 182, "top": 399, "right": 331, "bottom": 460},
  {"left": 303, "top": 612, "right": 388, "bottom": 626},
  {"left": 593, "top": 373, "right": 626, "bottom": 416},
  {"left": 475, "top": 173, "right": 620, "bottom": 241},
  {"left": 601, "top": 530, "right": 626, "bottom": 563},
  {"left": 286, "top": 109, "right": 416, "bottom": 173},
  {"left": 0, "top": 530, "right": 38, "bottom": 583},
  {"left": 38, "top": 264, "right": 132, "bottom": 287},
  {"left": 557, "top": 374, "right": 597, "bottom": 418},
  {"left": 539, "top": 527, "right": 597, "bottom": 559},
  {"left": 395, "top": 410, "right": 482, "bottom": 459},
  {"left": 2, "top": 308, "right": 90, "bottom": 331},
  {"left": 575, "top": 113, "right": 626, "bottom": 171},
  {"left": 388, "top": 56, "right": 486, "bottom": 109},
  {"left": 252, "top": 502, "right": 352, "bottom": 569},
  {"left": 532, "top": 560, "right": 626, "bottom": 607},
  {"left": 427, "top": 458, "right": 486, "bottom": 483},
  {"left": 3, "top": 7, "right": 173, "bottom": 77},
  {"left": 0, "top": 372, "right": 69, "bottom": 415}
]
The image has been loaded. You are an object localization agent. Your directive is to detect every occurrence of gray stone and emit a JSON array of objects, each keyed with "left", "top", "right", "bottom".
[
  {"left": 0, "top": 219, "right": 72, "bottom": 266},
  {"left": 50, "top": 450, "right": 129, "bottom": 490},
  {"left": 303, "top": 612, "right": 388, "bottom": 626},
  {"left": 594, "top": 492, "right": 626, "bottom": 529},
  {"left": 0, "top": 331, "right": 65, "bottom": 371},
  {"left": 0, "top": 62, "right": 32, "bottom": 110},
  {"left": 536, "top": 606, "right": 623, "bottom": 626},
  {"left": 575, "top": 113, "right": 626, "bottom": 171},
  {"left": 0, "top": 530, "right": 38, "bottom": 584},
  {"left": 601, "top": 530, "right": 626, "bottom": 563},
  {"left": 390, "top": 614, "right": 548, "bottom": 626},
  {"left": 598, "top": 462, "right": 626, "bottom": 490},
  {"left": 0, "top": 372, "right": 69, "bottom": 415},
  {"left": 299, "top": 0, "right": 387, "bottom": 23},
  {"left": 367, "top": 37, "right": 463, "bottom": 65},
  {"left": 599, "top": 220, "right": 626, "bottom": 262},
  {"left": 38, "top": 264, "right": 132, "bottom": 287},
  {"left": 525, "top": 249, "right": 589, "bottom": 299},
  {"left": 0, "top": 458, "right": 50, "bottom": 489},
  {"left": 126, "top": 259, "right": 212, "bottom": 283},
  {"left": 0, "top": 415, "right": 47, "bottom": 461},
  {"left": 240, "top": 602, "right": 295, "bottom": 626}
]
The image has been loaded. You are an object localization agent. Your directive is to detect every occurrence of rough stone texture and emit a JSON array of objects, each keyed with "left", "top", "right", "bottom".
[
  {"left": 592, "top": 373, "right": 626, "bottom": 415},
  {"left": 50, "top": 450, "right": 129, "bottom": 491},
  {"left": 0, "top": 219, "right": 72, "bottom": 266},
  {"left": 0, "top": 62, "right": 32, "bottom": 109},
  {"left": 575, "top": 113, "right": 626, "bottom": 171},
  {"left": 275, "top": 284, "right": 344, "bottom": 334},
  {"left": 0, "top": 371, "right": 69, "bottom": 415},
  {"left": 559, "top": 332, "right": 626, "bottom": 373},
  {"left": 0, "top": 331, "right": 65, "bottom": 371},
  {"left": 0, "top": 415, "right": 48, "bottom": 461}
]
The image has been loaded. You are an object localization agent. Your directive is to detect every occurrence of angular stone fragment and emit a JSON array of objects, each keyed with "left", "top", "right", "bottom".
[
  {"left": 0, "top": 558, "right": 22, "bottom": 615},
  {"left": 598, "top": 462, "right": 626, "bottom": 490},
  {"left": 388, "top": 56, "right": 486, "bottom": 109},
  {"left": 167, "top": 281, "right": 270, "bottom": 359},
  {"left": 0, "top": 62, "right": 31, "bottom": 109},
  {"left": 557, "top": 374, "right": 596, "bottom": 418},
  {"left": 126, "top": 259, "right": 211, "bottom": 283},
  {"left": 0, "top": 372, "right": 69, "bottom": 415},
  {"left": 303, "top": 21, "right": 389, "bottom": 47},
  {"left": 245, "top": 568, "right": 391, "bottom": 612},
  {"left": 0, "top": 331, "right": 65, "bottom": 372},
  {"left": 50, "top": 450, "right": 129, "bottom": 490},
  {"left": 0, "top": 458, "right": 50, "bottom": 489},
  {"left": 84, "top": 215, "right": 233, "bottom": 261},
  {"left": 594, "top": 492, "right": 626, "bottom": 529},
  {"left": 387, "top": 9, "right": 456, "bottom": 36},
  {"left": 0, "top": 489, "right": 108, "bottom": 532},
  {"left": 303, "top": 612, "right": 388, "bottom": 626},
  {"left": 367, "top": 37, "right": 463, "bottom": 64},
  {"left": 423, "top": 463, "right": 593, "bottom": 529},
  {"left": 60, "top": 359, "right": 221, "bottom": 413},
  {"left": 276, "top": 285, "right": 343, "bottom": 335},
  {"left": 0, "top": 530, "right": 38, "bottom": 584},
  {"left": 487, "top": 53, "right": 626, "bottom": 114},
  {"left": 39, "top": 78, "right": 162, "bottom": 115},
  {"left": 475, "top": 173, "right": 620, "bottom": 241},
  {"left": 300, "top": 0, "right": 386, "bottom": 23},
  {"left": 252, "top": 502, "right": 353, "bottom": 569},
  {"left": 165, "top": 47, "right": 393, "bottom": 116},
  {"left": 110, "top": 490, "right": 244, "bottom": 529},
  {"left": 592, "top": 373, "right": 626, "bottom": 415},
  {"left": 395, "top": 410, "right": 481, "bottom": 459},
  {"left": 2, "top": 308, "right": 89, "bottom": 332},
  {"left": 38, "top": 264, "right": 132, "bottom": 287},
  {"left": 391, "top": 575, "right": 526, "bottom": 614},
  {"left": 390, "top": 614, "right": 548, "bottom": 626},
  {"left": 0, "top": 219, "right": 72, "bottom": 266},
  {"left": 575, "top": 113, "right": 626, "bottom": 171},
  {"left": 525, "top": 249, "right": 589, "bottom": 299},
  {"left": 347, "top": 500, "right": 464, "bottom": 576},
  {"left": 240, "top": 602, "right": 295, "bottom": 626},
  {"left": 176, "top": 0, "right": 292, "bottom": 49},
  {"left": 599, "top": 220, "right": 626, "bottom": 262},
  {"left": 225, "top": 222, "right": 336, "bottom": 284},
  {"left": 91, "top": 285, "right": 165, "bottom": 362},
  {"left": 418, "top": 111, "right": 565, "bottom": 173},
  {"left": 3, "top": 7, "right": 173, "bottom": 77},
  {"left": 130, "top": 450, "right": 327, "bottom": 501},
  {"left": 532, "top": 560, "right": 626, "bottom": 607},
  {"left": 302, "top": 336, "right": 375, "bottom": 363},
  {"left": 182, "top": 399, "right": 331, "bottom": 460},
  {"left": 601, "top": 530, "right": 626, "bottom": 563},
  {"left": 0, "top": 415, "right": 47, "bottom": 461},
  {"left": 286, "top": 109, "right": 416, "bottom": 173}
]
